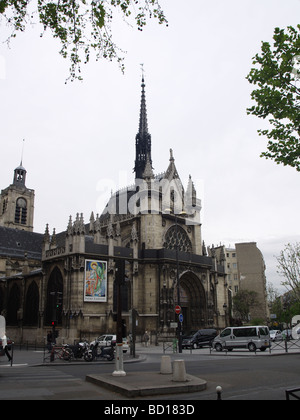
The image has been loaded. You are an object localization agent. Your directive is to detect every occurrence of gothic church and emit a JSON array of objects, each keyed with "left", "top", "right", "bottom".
[{"left": 0, "top": 78, "right": 228, "bottom": 345}]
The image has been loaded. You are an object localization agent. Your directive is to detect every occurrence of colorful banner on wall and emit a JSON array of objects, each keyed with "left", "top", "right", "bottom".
[{"left": 84, "top": 260, "right": 107, "bottom": 302}]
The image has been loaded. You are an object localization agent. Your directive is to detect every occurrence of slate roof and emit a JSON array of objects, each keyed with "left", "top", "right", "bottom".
[{"left": 0, "top": 226, "right": 43, "bottom": 260}]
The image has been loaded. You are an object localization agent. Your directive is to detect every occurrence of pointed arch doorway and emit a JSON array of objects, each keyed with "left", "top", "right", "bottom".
[
  {"left": 45, "top": 267, "right": 63, "bottom": 326},
  {"left": 175, "top": 271, "right": 206, "bottom": 333}
]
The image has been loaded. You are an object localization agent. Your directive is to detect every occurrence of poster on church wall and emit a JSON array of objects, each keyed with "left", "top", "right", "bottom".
[{"left": 84, "top": 260, "right": 107, "bottom": 302}]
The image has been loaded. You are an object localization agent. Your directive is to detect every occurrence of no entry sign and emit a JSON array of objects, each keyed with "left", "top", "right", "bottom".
[{"left": 175, "top": 305, "right": 181, "bottom": 314}]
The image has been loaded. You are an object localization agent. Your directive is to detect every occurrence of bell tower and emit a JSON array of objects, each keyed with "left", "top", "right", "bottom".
[{"left": 0, "top": 162, "right": 35, "bottom": 231}]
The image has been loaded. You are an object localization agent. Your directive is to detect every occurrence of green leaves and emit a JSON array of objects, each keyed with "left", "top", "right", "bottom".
[
  {"left": 276, "top": 242, "right": 300, "bottom": 302},
  {"left": 0, "top": 1, "right": 7, "bottom": 14},
  {"left": 92, "top": 2, "right": 105, "bottom": 28},
  {"left": 246, "top": 25, "right": 300, "bottom": 171},
  {"left": 0, "top": 0, "right": 168, "bottom": 81},
  {"left": 233, "top": 290, "right": 259, "bottom": 322}
]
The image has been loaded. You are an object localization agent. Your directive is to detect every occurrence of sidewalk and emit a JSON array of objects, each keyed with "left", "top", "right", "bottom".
[
  {"left": 6, "top": 346, "right": 145, "bottom": 366},
  {"left": 7, "top": 341, "right": 300, "bottom": 367},
  {"left": 3, "top": 344, "right": 207, "bottom": 397}
]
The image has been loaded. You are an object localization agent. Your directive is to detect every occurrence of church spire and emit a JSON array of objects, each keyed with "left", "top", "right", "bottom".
[
  {"left": 134, "top": 75, "right": 152, "bottom": 179},
  {"left": 13, "top": 163, "right": 26, "bottom": 187},
  {"left": 138, "top": 76, "right": 148, "bottom": 136}
]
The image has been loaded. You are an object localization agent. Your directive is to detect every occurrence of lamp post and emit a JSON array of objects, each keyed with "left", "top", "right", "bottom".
[
  {"left": 112, "top": 259, "right": 126, "bottom": 377},
  {"left": 175, "top": 213, "right": 183, "bottom": 353},
  {"left": 165, "top": 209, "right": 186, "bottom": 354}
]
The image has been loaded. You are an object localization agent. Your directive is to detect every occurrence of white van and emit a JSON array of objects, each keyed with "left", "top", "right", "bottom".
[{"left": 212, "top": 326, "right": 270, "bottom": 352}]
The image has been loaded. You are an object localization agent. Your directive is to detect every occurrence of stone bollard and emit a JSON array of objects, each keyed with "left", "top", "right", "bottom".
[
  {"left": 216, "top": 386, "right": 223, "bottom": 400},
  {"left": 160, "top": 355, "right": 172, "bottom": 374},
  {"left": 172, "top": 359, "right": 187, "bottom": 382}
]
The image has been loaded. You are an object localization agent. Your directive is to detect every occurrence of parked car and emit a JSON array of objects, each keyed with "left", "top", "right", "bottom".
[
  {"left": 282, "top": 329, "right": 293, "bottom": 340},
  {"left": 182, "top": 329, "right": 217, "bottom": 349},
  {"left": 96, "top": 334, "right": 129, "bottom": 353},
  {"left": 212, "top": 326, "right": 270, "bottom": 352},
  {"left": 269, "top": 330, "right": 282, "bottom": 341}
]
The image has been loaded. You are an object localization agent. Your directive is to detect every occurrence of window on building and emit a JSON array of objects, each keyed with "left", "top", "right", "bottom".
[
  {"left": 164, "top": 225, "right": 192, "bottom": 253},
  {"left": 2, "top": 198, "right": 7, "bottom": 214},
  {"left": 15, "top": 197, "right": 27, "bottom": 225}
]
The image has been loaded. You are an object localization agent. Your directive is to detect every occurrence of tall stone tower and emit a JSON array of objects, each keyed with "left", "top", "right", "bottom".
[
  {"left": 0, "top": 162, "right": 35, "bottom": 231},
  {"left": 134, "top": 77, "right": 153, "bottom": 179}
]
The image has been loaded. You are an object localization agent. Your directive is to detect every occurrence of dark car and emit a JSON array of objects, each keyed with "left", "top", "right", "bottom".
[{"left": 182, "top": 329, "right": 217, "bottom": 349}]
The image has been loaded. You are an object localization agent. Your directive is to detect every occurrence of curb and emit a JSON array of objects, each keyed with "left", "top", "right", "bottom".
[{"left": 86, "top": 371, "right": 207, "bottom": 398}]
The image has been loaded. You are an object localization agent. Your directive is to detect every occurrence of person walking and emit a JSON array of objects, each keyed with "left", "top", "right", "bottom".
[
  {"left": 143, "top": 331, "right": 149, "bottom": 347},
  {"left": 2, "top": 333, "right": 12, "bottom": 362}
]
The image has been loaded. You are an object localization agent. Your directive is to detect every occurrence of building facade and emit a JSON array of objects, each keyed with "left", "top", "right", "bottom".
[
  {"left": 213, "top": 242, "right": 269, "bottom": 322},
  {"left": 1, "top": 78, "right": 229, "bottom": 345},
  {"left": 0, "top": 163, "right": 35, "bottom": 232},
  {"left": 235, "top": 242, "right": 269, "bottom": 321}
]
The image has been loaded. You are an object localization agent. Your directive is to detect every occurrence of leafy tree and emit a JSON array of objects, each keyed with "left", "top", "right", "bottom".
[
  {"left": 232, "top": 290, "right": 259, "bottom": 322},
  {"left": 0, "top": 0, "right": 168, "bottom": 81},
  {"left": 276, "top": 242, "right": 300, "bottom": 301},
  {"left": 246, "top": 25, "right": 300, "bottom": 171},
  {"left": 266, "top": 281, "right": 281, "bottom": 305}
]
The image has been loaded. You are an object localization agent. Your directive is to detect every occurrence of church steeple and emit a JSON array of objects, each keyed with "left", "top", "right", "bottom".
[
  {"left": 13, "top": 163, "right": 27, "bottom": 187},
  {"left": 0, "top": 160, "right": 34, "bottom": 231},
  {"left": 134, "top": 76, "right": 152, "bottom": 179}
]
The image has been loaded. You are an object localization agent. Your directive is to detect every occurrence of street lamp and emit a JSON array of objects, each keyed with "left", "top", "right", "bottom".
[
  {"left": 165, "top": 208, "right": 187, "bottom": 353},
  {"left": 112, "top": 259, "right": 127, "bottom": 377}
]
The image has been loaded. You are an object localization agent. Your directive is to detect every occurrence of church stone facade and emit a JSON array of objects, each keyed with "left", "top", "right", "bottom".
[{"left": 0, "top": 78, "right": 229, "bottom": 345}]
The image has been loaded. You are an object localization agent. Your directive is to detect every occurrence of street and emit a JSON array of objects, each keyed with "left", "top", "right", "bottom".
[{"left": 0, "top": 345, "right": 300, "bottom": 400}]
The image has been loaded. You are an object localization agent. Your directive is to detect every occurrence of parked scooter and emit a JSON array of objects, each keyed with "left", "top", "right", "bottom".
[
  {"left": 89, "top": 338, "right": 114, "bottom": 361},
  {"left": 65, "top": 340, "right": 92, "bottom": 361}
]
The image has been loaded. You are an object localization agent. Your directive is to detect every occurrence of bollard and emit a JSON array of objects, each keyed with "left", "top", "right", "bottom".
[
  {"left": 172, "top": 359, "right": 187, "bottom": 382},
  {"left": 160, "top": 355, "right": 172, "bottom": 374},
  {"left": 216, "top": 386, "right": 222, "bottom": 400}
]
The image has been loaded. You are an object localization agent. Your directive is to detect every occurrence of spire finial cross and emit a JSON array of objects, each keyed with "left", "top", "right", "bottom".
[{"left": 140, "top": 63, "right": 145, "bottom": 80}]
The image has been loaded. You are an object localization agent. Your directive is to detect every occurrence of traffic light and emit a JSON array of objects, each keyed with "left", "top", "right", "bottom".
[{"left": 56, "top": 292, "right": 63, "bottom": 310}]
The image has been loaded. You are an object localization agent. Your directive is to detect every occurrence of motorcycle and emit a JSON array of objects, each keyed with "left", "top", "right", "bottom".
[
  {"left": 89, "top": 338, "right": 114, "bottom": 361},
  {"left": 65, "top": 340, "right": 93, "bottom": 361}
]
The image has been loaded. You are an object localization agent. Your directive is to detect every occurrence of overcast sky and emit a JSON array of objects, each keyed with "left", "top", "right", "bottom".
[{"left": 1, "top": 0, "right": 300, "bottom": 292}]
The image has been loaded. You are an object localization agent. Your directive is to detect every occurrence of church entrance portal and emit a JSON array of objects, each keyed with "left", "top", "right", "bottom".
[{"left": 176, "top": 272, "right": 206, "bottom": 333}]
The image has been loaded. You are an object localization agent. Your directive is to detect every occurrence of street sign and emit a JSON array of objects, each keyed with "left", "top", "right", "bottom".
[
  {"left": 175, "top": 305, "right": 181, "bottom": 314},
  {"left": 179, "top": 313, "right": 183, "bottom": 323}
]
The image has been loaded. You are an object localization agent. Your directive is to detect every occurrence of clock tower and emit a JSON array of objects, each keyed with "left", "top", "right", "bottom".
[{"left": 0, "top": 162, "right": 35, "bottom": 231}]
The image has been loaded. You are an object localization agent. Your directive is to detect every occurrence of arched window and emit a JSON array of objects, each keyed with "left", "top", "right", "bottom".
[
  {"left": 45, "top": 267, "right": 63, "bottom": 326},
  {"left": 164, "top": 225, "right": 192, "bottom": 253},
  {"left": 15, "top": 197, "right": 27, "bottom": 225},
  {"left": 7, "top": 283, "right": 20, "bottom": 326},
  {"left": 24, "top": 281, "right": 39, "bottom": 326}
]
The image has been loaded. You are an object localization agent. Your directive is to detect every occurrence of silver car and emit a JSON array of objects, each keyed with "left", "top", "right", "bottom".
[{"left": 212, "top": 326, "right": 270, "bottom": 352}]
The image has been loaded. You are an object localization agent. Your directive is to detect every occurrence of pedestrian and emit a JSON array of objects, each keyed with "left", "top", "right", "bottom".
[
  {"left": 143, "top": 331, "right": 149, "bottom": 347},
  {"left": 2, "top": 333, "right": 11, "bottom": 362},
  {"left": 47, "top": 331, "right": 53, "bottom": 352}
]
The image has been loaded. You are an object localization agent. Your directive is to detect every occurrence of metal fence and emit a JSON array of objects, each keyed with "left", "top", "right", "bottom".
[
  {"left": 269, "top": 338, "right": 300, "bottom": 354},
  {"left": 286, "top": 388, "right": 300, "bottom": 400}
]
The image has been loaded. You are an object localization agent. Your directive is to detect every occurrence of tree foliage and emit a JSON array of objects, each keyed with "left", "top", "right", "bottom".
[
  {"left": 246, "top": 25, "right": 300, "bottom": 171},
  {"left": 232, "top": 290, "right": 259, "bottom": 322},
  {"left": 0, "top": 0, "right": 168, "bottom": 81},
  {"left": 276, "top": 242, "right": 300, "bottom": 301}
]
